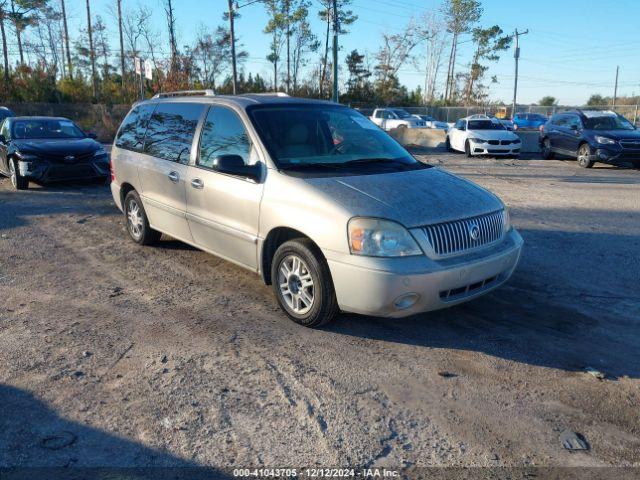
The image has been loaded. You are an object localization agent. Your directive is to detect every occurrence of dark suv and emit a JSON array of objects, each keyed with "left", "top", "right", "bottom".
[{"left": 539, "top": 110, "right": 640, "bottom": 168}]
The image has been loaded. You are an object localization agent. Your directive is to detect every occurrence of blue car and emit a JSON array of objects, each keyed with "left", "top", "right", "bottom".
[
  {"left": 539, "top": 110, "right": 640, "bottom": 168},
  {"left": 513, "top": 113, "right": 547, "bottom": 131}
]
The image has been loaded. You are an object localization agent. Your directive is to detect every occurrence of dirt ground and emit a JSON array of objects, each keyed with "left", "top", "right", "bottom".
[{"left": 0, "top": 152, "right": 639, "bottom": 470}]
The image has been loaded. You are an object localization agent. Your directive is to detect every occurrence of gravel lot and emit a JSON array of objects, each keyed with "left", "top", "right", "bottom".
[{"left": 1, "top": 153, "right": 639, "bottom": 469}]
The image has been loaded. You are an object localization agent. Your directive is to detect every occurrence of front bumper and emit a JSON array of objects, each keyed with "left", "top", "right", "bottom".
[
  {"left": 18, "top": 157, "right": 110, "bottom": 183},
  {"left": 470, "top": 142, "right": 521, "bottom": 156},
  {"left": 593, "top": 146, "right": 640, "bottom": 165},
  {"left": 326, "top": 229, "right": 523, "bottom": 318}
]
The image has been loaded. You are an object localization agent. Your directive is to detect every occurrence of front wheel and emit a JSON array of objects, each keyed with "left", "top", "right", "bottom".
[
  {"left": 541, "top": 138, "right": 554, "bottom": 159},
  {"left": 124, "top": 190, "right": 161, "bottom": 245},
  {"left": 271, "top": 239, "right": 339, "bottom": 328},
  {"left": 577, "top": 143, "right": 594, "bottom": 168},
  {"left": 8, "top": 158, "right": 28, "bottom": 190},
  {"left": 464, "top": 140, "right": 472, "bottom": 157}
]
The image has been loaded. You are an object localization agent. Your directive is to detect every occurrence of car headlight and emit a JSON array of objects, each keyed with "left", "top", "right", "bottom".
[
  {"left": 503, "top": 207, "right": 511, "bottom": 233},
  {"left": 595, "top": 136, "right": 616, "bottom": 145},
  {"left": 469, "top": 137, "right": 485, "bottom": 143},
  {"left": 348, "top": 218, "right": 422, "bottom": 257},
  {"left": 15, "top": 151, "right": 39, "bottom": 161}
]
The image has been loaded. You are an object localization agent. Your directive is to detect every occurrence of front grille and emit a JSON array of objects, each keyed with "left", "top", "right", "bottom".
[
  {"left": 487, "top": 140, "right": 500, "bottom": 145},
  {"left": 47, "top": 152, "right": 96, "bottom": 164},
  {"left": 420, "top": 210, "right": 505, "bottom": 257},
  {"left": 620, "top": 140, "right": 640, "bottom": 150},
  {"left": 500, "top": 140, "right": 514, "bottom": 145}
]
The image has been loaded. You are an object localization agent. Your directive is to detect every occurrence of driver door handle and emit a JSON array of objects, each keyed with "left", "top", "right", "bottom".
[
  {"left": 168, "top": 171, "right": 179, "bottom": 183},
  {"left": 191, "top": 178, "right": 204, "bottom": 189}
]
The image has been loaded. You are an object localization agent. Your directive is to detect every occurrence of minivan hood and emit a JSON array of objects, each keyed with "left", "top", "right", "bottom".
[
  {"left": 303, "top": 167, "right": 503, "bottom": 228},
  {"left": 12, "top": 138, "right": 100, "bottom": 156}
]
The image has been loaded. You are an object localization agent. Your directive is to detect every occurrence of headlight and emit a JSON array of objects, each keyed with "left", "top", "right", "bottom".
[
  {"left": 348, "top": 218, "right": 422, "bottom": 257},
  {"left": 15, "top": 151, "right": 39, "bottom": 161},
  {"left": 469, "top": 137, "right": 485, "bottom": 143},
  {"left": 595, "top": 136, "right": 616, "bottom": 145},
  {"left": 94, "top": 146, "right": 107, "bottom": 157},
  {"left": 503, "top": 207, "right": 511, "bottom": 233}
]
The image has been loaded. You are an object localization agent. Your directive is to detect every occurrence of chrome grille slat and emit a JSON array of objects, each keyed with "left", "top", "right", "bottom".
[{"left": 421, "top": 210, "right": 505, "bottom": 257}]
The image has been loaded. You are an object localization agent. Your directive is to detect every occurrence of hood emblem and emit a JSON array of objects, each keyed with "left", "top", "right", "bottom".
[
  {"left": 469, "top": 223, "right": 481, "bottom": 241},
  {"left": 64, "top": 155, "right": 75, "bottom": 162}
]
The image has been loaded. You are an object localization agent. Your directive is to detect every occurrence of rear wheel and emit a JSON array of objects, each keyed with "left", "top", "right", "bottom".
[
  {"left": 577, "top": 143, "right": 594, "bottom": 168},
  {"left": 541, "top": 138, "right": 554, "bottom": 159},
  {"left": 464, "top": 140, "right": 472, "bottom": 157},
  {"left": 271, "top": 239, "right": 338, "bottom": 328},
  {"left": 124, "top": 190, "right": 161, "bottom": 245},
  {"left": 8, "top": 158, "right": 28, "bottom": 190}
]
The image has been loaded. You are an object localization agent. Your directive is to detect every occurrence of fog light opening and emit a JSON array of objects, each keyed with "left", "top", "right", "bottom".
[{"left": 394, "top": 293, "right": 420, "bottom": 310}]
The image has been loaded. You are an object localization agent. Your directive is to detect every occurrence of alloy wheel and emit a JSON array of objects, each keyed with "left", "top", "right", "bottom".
[
  {"left": 277, "top": 254, "right": 315, "bottom": 315},
  {"left": 127, "top": 199, "right": 143, "bottom": 240},
  {"left": 577, "top": 145, "right": 591, "bottom": 167}
]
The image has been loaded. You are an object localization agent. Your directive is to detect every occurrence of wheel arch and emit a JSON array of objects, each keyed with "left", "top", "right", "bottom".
[
  {"left": 120, "top": 182, "right": 136, "bottom": 208},
  {"left": 260, "top": 226, "right": 324, "bottom": 285}
]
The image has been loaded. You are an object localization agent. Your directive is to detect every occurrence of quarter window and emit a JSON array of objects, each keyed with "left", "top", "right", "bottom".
[
  {"left": 198, "top": 106, "right": 257, "bottom": 169},
  {"left": 144, "top": 103, "right": 205, "bottom": 164},
  {"left": 115, "top": 104, "right": 155, "bottom": 151}
]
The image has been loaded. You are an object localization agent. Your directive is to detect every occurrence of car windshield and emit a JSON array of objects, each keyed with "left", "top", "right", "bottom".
[
  {"left": 12, "top": 119, "right": 85, "bottom": 139},
  {"left": 526, "top": 114, "right": 547, "bottom": 121},
  {"left": 249, "top": 105, "right": 422, "bottom": 172},
  {"left": 391, "top": 109, "right": 411, "bottom": 119},
  {"left": 468, "top": 120, "right": 505, "bottom": 130},
  {"left": 584, "top": 115, "right": 635, "bottom": 131}
]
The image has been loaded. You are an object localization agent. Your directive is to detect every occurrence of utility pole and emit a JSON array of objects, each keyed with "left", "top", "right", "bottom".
[
  {"left": 60, "top": 0, "right": 73, "bottom": 79},
  {"left": 612, "top": 65, "right": 619, "bottom": 110},
  {"left": 511, "top": 28, "right": 528, "bottom": 119},
  {"left": 228, "top": 0, "right": 238, "bottom": 95},
  {"left": 332, "top": 0, "right": 338, "bottom": 102}
]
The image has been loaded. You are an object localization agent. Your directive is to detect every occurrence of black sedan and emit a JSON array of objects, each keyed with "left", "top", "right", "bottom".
[{"left": 0, "top": 116, "right": 110, "bottom": 190}]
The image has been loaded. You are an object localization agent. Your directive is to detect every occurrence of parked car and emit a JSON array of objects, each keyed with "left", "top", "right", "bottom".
[
  {"left": 446, "top": 115, "right": 521, "bottom": 157},
  {"left": 0, "top": 106, "right": 15, "bottom": 124},
  {"left": 369, "top": 108, "right": 426, "bottom": 131},
  {"left": 489, "top": 116, "right": 514, "bottom": 131},
  {"left": 512, "top": 112, "right": 547, "bottom": 131},
  {"left": 110, "top": 91, "right": 523, "bottom": 327},
  {"left": 540, "top": 110, "right": 640, "bottom": 168},
  {"left": 0, "top": 116, "right": 109, "bottom": 190},
  {"left": 413, "top": 114, "right": 449, "bottom": 130}
]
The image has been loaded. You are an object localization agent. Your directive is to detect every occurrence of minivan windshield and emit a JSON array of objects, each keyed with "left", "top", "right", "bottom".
[
  {"left": 12, "top": 119, "right": 86, "bottom": 139},
  {"left": 249, "top": 105, "right": 424, "bottom": 173},
  {"left": 584, "top": 115, "right": 635, "bottom": 131},
  {"left": 468, "top": 120, "right": 505, "bottom": 130}
]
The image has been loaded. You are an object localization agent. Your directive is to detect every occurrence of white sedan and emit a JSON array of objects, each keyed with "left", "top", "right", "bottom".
[{"left": 446, "top": 116, "right": 522, "bottom": 157}]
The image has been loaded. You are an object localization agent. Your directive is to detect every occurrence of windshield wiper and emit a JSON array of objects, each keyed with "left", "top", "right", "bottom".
[{"left": 343, "top": 158, "right": 405, "bottom": 166}]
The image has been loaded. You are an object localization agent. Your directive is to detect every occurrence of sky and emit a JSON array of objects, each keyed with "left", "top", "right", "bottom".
[{"left": 59, "top": 0, "right": 640, "bottom": 105}]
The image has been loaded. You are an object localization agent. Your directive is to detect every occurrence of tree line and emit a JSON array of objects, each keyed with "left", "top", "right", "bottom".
[{"left": 0, "top": 0, "right": 517, "bottom": 106}]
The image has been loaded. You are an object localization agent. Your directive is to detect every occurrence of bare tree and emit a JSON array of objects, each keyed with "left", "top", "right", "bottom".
[
  {"left": 59, "top": 0, "right": 71, "bottom": 77},
  {"left": 263, "top": 0, "right": 285, "bottom": 91},
  {"left": 9, "top": 0, "right": 48, "bottom": 66},
  {"left": 116, "top": 0, "right": 125, "bottom": 95},
  {"left": 163, "top": 0, "right": 178, "bottom": 73},
  {"left": 85, "top": 0, "right": 97, "bottom": 98},
  {"left": 422, "top": 11, "right": 446, "bottom": 103},
  {"left": 0, "top": 1, "right": 10, "bottom": 80}
]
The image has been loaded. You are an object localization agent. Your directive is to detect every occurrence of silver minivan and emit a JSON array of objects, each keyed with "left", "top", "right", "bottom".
[{"left": 110, "top": 91, "right": 523, "bottom": 327}]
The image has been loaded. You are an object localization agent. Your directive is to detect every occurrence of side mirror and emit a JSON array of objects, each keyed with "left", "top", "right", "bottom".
[
  {"left": 570, "top": 124, "right": 579, "bottom": 131},
  {"left": 213, "top": 155, "right": 261, "bottom": 182},
  {"left": 86, "top": 132, "right": 98, "bottom": 139}
]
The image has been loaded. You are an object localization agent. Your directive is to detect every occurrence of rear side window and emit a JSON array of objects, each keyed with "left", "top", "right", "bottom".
[
  {"left": 144, "top": 103, "right": 205, "bottom": 164},
  {"left": 115, "top": 104, "right": 155, "bottom": 151},
  {"left": 198, "top": 106, "right": 256, "bottom": 168},
  {"left": 552, "top": 115, "right": 568, "bottom": 126}
]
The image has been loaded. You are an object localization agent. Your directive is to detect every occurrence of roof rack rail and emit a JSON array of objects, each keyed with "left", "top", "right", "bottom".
[
  {"left": 242, "top": 92, "right": 289, "bottom": 97},
  {"left": 152, "top": 89, "right": 215, "bottom": 99}
]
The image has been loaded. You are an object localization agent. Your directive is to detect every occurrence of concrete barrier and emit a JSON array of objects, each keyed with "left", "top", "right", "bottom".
[
  {"left": 388, "top": 127, "right": 447, "bottom": 149},
  {"left": 389, "top": 127, "right": 542, "bottom": 154}
]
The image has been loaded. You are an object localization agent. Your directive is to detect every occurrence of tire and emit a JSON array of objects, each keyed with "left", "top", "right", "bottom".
[
  {"left": 271, "top": 238, "right": 339, "bottom": 328},
  {"left": 464, "top": 140, "right": 472, "bottom": 157},
  {"left": 541, "top": 138, "right": 554, "bottom": 159},
  {"left": 577, "top": 143, "right": 594, "bottom": 168},
  {"left": 8, "top": 158, "right": 28, "bottom": 190},
  {"left": 123, "top": 190, "right": 161, "bottom": 245},
  {"left": 445, "top": 136, "right": 454, "bottom": 152}
]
